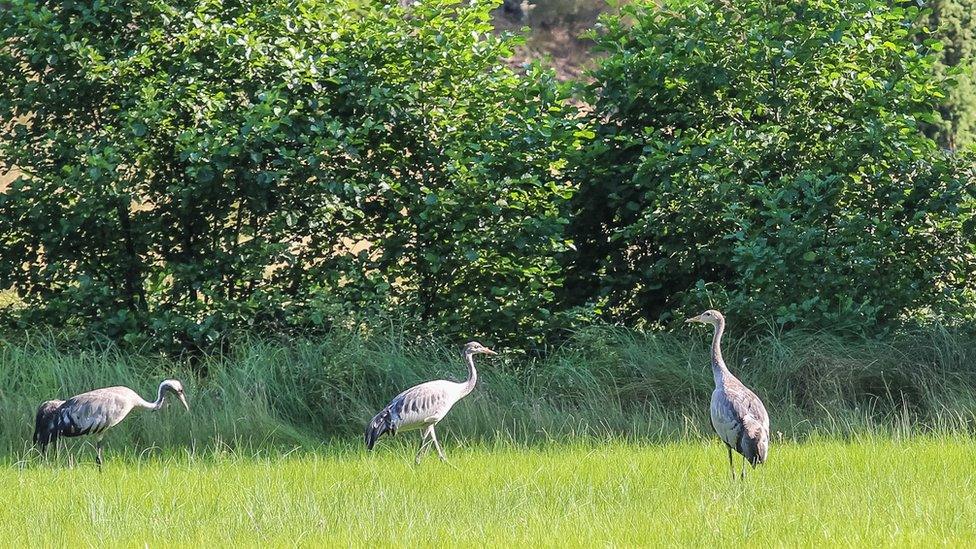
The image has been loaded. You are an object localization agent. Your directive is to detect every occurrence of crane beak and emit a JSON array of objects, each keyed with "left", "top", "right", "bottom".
[
  {"left": 686, "top": 315, "right": 701, "bottom": 324},
  {"left": 483, "top": 348, "right": 498, "bottom": 355},
  {"left": 177, "top": 392, "right": 189, "bottom": 411}
]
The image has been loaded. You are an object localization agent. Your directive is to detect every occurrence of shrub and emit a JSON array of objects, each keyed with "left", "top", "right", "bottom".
[
  {"left": 566, "top": 0, "right": 976, "bottom": 328},
  {"left": 0, "top": 0, "right": 578, "bottom": 351}
]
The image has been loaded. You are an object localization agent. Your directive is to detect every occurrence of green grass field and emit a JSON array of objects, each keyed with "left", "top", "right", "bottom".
[
  {"left": 4, "top": 437, "right": 974, "bottom": 546},
  {"left": 2, "top": 330, "right": 975, "bottom": 545}
]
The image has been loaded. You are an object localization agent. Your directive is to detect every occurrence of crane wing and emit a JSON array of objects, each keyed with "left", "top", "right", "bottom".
[
  {"left": 390, "top": 381, "right": 454, "bottom": 427},
  {"left": 57, "top": 388, "right": 137, "bottom": 437},
  {"left": 721, "top": 383, "right": 770, "bottom": 466},
  {"left": 365, "top": 380, "right": 465, "bottom": 449}
]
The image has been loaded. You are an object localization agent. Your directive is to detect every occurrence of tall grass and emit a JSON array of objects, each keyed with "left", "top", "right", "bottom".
[{"left": 1, "top": 324, "right": 975, "bottom": 459}]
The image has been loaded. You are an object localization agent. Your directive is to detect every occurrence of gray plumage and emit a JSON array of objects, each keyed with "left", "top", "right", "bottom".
[
  {"left": 34, "top": 379, "right": 189, "bottom": 469},
  {"left": 687, "top": 310, "right": 770, "bottom": 479},
  {"left": 365, "top": 341, "right": 497, "bottom": 463}
]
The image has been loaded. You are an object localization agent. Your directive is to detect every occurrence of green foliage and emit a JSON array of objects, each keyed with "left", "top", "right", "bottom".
[
  {"left": 567, "top": 0, "right": 976, "bottom": 328},
  {"left": 926, "top": 0, "right": 976, "bottom": 150},
  {"left": 1, "top": 0, "right": 975, "bottom": 348},
  {"left": 0, "top": 0, "right": 577, "bottom": 351}
]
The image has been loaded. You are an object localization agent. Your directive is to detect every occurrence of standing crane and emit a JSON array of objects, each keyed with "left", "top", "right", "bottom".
[
  {"left": 32, "top": 379, "right": 189, "bottom": 469},
  {"left": 365, "top": 341, "right": 497, "bottom": 464},
  {"left": 687, "top": 310, "right": 769, "bottom": 480}
]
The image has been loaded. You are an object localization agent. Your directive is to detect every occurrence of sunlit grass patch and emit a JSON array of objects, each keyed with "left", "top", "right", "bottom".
[{"left": 3, "top": 438, "right": 974, "bottom": 546}]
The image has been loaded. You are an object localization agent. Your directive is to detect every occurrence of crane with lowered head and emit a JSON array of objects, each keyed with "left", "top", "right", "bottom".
[{"left": 33, "top": 379, "right": 189, "bottom": 470}]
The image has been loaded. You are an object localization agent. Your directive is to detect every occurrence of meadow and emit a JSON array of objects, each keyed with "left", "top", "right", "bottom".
[
  {"left": 4, "top": 438, "right": 975, "bottom": 546},
  {"left": 2, "top": 325, "right": 975, "bottom": 545},
  {"left": 3, "top": 0, "right": 974, "bottom": 545}
]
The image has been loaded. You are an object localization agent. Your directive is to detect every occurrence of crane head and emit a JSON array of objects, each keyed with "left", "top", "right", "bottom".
[
  {"left": 462, "top": 341, "right": 497, "bottom": 356},
  {"left": 685, "top": 309, "right": 724, "bottom": 326},
  {"left": 161, "top": 379, "right": 190, "bottom": 411}
]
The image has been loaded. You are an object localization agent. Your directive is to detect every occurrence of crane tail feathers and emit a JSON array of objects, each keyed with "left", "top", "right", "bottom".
[
  {"left": 739, "top": 426, "right": 769, "bottom": 468},
  {"left": 365, "top": 408, "right": 396, "bottom": 450},
  {"left": 33, "top": 400, "right": 64, "bottom": 453}
]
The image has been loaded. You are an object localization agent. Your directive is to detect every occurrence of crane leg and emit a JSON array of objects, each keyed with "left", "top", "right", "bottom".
[
  {"left": 429, "top": 427, "right": 447, "bottom": 462},
  {"left": 727, "top": 445, "right": 734, "bottom": 481},
  {"left": 740, "top": 455, "right": 747, "bottom": 480},
  {"left": 95, "top": 438, "right": 104, "bottom": 472},
  {"left": 41, "top": 432, "right": 60, "bottom": 461},
  {"left": 54, "top": 437, "right": 63, "bottom": 463},
  {"left": 415, "top": 427, "right": 434, "bottom": 465}
]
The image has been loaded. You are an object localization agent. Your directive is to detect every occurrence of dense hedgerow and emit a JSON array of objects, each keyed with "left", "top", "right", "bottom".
[
  {"left": 1, "top": 0, "right": 974, "bottom": 353},
  {"left": 565, "top": 0, "right": 976, "bottom": 329},
  {"left": 0, "top": 0, "right": 581, "bottom": 352}
]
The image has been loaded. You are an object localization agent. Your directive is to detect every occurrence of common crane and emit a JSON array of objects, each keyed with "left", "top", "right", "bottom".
[
  {"left": 687, "top": 310, "right": 770, "bottom": 479},
  {"left": 365, "top": 341, "right": 496, "bottom": 464},
  {"left": 33, "top": 379, "right": 189, "bottom": 469}
]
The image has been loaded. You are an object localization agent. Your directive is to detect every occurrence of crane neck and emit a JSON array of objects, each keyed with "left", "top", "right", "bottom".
[
  {"left": 138, "top": 382, "right": 167, "bottom": 411},
  {"left": 711, "top": 318, "right": 731, "bottom": 385},
  {"left": 462, "top": 351, "right": 478, "bottom": 396}
]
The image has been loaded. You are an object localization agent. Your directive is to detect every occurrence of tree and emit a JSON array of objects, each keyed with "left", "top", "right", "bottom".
[
  {"left": 567, "top": 0, "right": 976, "bottom": 329},
  {"left": 0, "top": 0, "right": 578, "bottom": 351},
  {"left": 927, "top": 0, "right": 976, "bottom": 151}
]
